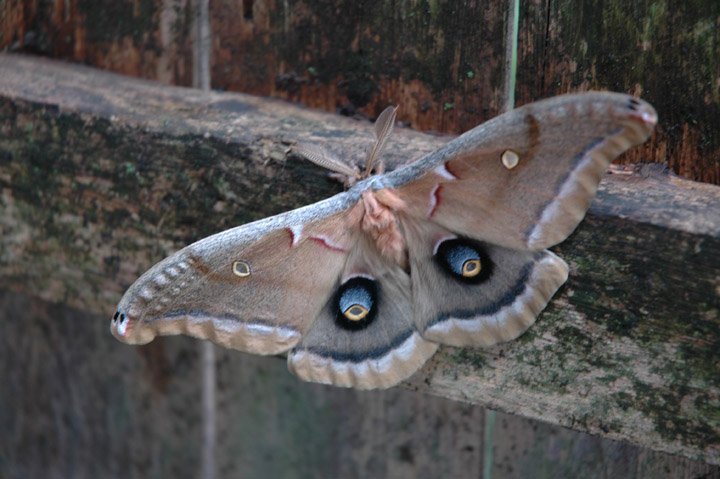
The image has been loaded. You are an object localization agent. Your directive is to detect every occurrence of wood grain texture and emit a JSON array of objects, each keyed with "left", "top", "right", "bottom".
[
  {"left": 3, "top": 0, "right": 717, "bottom": 185},
  {"left": 0, "top": 291, "right": 486, "bottom": 478},
  {"left": 7, "top": 291, "right": 718, "bottom": 477},
  {"left": 0, "top": 54, "right": 719, "bottom": 466},
  {"left": 516, "top": 0, "right": 720, "bottom": 184}
]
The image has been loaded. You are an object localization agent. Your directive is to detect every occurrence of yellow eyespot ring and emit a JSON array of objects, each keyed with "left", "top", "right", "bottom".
[
  {"left": 462, "top": 259, "right": 482, "bottom": 277},
  {"left": 344, "top": 304, "right": 369, "bottom": 321},
  {"left": 232, "top": 260, "right": 251, "bottom": 277},
  {"left": 501, "top": 150, "right": 520, "bottom": 169}
]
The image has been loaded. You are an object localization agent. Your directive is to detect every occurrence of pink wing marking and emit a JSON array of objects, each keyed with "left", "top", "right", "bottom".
[
  {"left": 310, "top": 235, "right": 348, "bottom": 252},
  {"left": 433, "top": 163, "right": 457, "bottom": 180},
  {"left": 117, "top": 318, "right": 131, "bottom": 337},
  {"left": 287, "top": 225, "right": 303, "bottom": 247},
  {"left": 427, "top": 184, "right": 442, "bottom": 218}
]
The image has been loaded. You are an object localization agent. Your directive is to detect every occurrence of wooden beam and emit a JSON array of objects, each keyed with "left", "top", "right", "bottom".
[{"left": 1, "top": 54, "right": 718, "bottom": 464}]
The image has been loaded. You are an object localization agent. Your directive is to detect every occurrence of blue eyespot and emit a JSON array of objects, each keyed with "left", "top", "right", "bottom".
[
  {"left": 435, "top": 238, "right": 493, "bottom": 284},
  {"left": 335, "top": 277, "right": 378, "bottom": 330}
]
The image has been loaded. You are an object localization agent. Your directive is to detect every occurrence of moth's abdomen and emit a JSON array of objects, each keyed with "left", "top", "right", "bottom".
[
  {"left": 287, "top": 235, "right": 438, "bottom": 389},
  {"left": 360, "top": 189, "right": 409, "bottom": 269}
]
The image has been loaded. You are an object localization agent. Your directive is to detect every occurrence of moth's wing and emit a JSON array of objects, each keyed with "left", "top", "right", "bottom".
[
  {"left": 400, "top": 217, "right": 568, "bottom": 346},
  {"left": 111, "top": 195, "right": 363, "bottom": 355},
  {"left": 388, "top": 92, "right": 657, "bottom": 250},
  {"left": 288, "top": 234, "right": 438, "bottom": 389},
  {"left": 386, "top": 92, "right": 655, "bottom": 346}
]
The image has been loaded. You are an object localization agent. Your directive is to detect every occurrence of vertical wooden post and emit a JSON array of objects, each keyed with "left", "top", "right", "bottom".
[
  {"left": 502, "top": 0, "right": 519, "bottom": 113},
  {"left": 193, "top": 1, "right": 216, "bottom": 478}
]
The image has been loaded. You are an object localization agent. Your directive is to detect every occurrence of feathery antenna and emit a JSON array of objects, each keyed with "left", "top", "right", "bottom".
[
  {"left": 364, "top": 106, "right": 399, "bottom": 178},
  {"left": 292, "top": 143, "right": 360, "bottom": 179}
]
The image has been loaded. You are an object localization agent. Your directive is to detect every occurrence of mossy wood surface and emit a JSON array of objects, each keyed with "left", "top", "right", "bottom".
[
  {"left": 6, "top": 292, "right": 720, "bottom": 478},
  {"left": 1, "top": 55, "right": 719, "bottom": 466}
]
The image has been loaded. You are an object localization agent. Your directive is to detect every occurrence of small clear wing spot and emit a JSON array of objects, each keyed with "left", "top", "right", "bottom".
[
  {"left": 232, "top": 260, "right": 252, "bottom": 277},
  {"left": 501, "top": 150, "right": 520, "bottom": 169}
]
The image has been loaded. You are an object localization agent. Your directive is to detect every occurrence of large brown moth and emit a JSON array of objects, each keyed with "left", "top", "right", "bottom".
[{"left": 112, "top": 92, "right": 657, "bottom": 389}]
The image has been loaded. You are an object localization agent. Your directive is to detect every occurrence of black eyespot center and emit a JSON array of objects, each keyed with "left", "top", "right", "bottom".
[
  {"left": 347, "top": 305, "right": 366, "bottom": 316},
  {"left": 435, "top": 238, "right": 493, "bottom": 284}
]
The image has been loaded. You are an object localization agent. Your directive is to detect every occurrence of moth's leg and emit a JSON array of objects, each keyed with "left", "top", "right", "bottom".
[
  {"left": 375, "top": 159, "right": 385, "bottom": 175},
  {"left": 328, "top": 172, "right": 357, "bottom": 188}
]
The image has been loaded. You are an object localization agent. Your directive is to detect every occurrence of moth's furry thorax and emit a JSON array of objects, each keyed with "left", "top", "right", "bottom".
[{"left": 359, "top": 189, "right": 408, "bottom": 269}]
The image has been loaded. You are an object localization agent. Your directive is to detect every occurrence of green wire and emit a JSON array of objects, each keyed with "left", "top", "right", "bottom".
[
  {"left": 483, "top": 408, "right": 496, "bottom": 479},
  {"left": 508, "top": 0, "right": 520, "bottom": 110},
  {"left": 509, "top": 0, "right": 520, "bottom": 108}
]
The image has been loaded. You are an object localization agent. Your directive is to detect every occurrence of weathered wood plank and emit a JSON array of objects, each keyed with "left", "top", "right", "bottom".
[
  {"left": 0, "top": 290, "right": 489, "bottom": 478},
  {"left": 6, "top": 291, "right": 719, "bottom": 478},
  {"left": 407, "top": 210, "right": 720, "bottom": 461},
  {"left": 1, "top": 54, "right": 719, "bottom": 465},
  {"left": 517, "top": 0, "right": 720, "bottom": 184},
  {"left": 4, "top": 1, "right": 718, "bottom": 185}
]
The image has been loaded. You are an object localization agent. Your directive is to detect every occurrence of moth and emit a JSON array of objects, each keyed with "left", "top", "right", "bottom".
[{"left": 112, "top": 92, "right": 657, "bottom": 389}]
